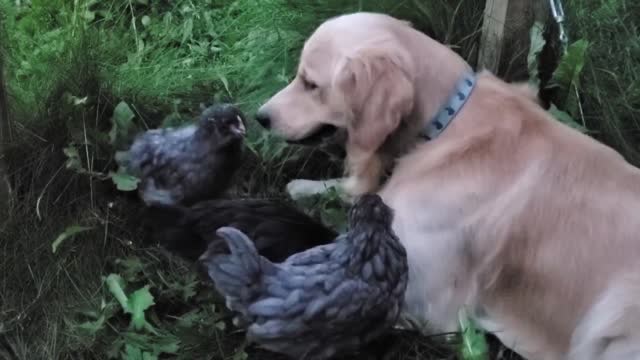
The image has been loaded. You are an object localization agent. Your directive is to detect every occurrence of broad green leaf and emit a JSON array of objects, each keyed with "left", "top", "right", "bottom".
[
  {"left": 150, "top": 337, "right": 180, "bottom": 355},
  {"left": 124, "top": 344, "right": 144, "bottom": 360},
  {"left": 548, "top": 103, "right": 588, "bottom": 133},
  {"left": 163, "top": 277, "right": 198, "bottom": 302},
  {"left": 176, "top": 309, "right": 201, "bottom": 328},
  {"left": 127, "top": 286, "right": 155, "bottom": 331},
  {"left": 109, "top": 101, "right": 136, "bottom": 146},
  {"left": 153, "top": 340, "right": 180, "bottom": 358},
  {"left": 81, "top": 10, "right": 96, "bottom": 22},
  {"left": 121, "top": 331, "right": 179, "bottom": 357},
  {"left": 106, "top": 273, "right": 129, "bottom": 312},
  {"left": 76, "top": 315, "right": 106, "bottom": 336},
  {"left": 218, "top": 74, "right": 231, "bottom": 95},
  {"left": 549, "top": 39, "right": 590, "bottom": 118},
  {"left": 114, "top": 101, "right": 135, "bottom": 122},
  {"left": 76, "top": 308, "right": 100, "bottom": 319},
  {"left": 141, "top": 16, "right": 151, "bottom": 27},
  {"left": 137, "top": 39, "right": 145, "bottom": 53},
  {"left": 114, "top": 151, "right": 129, "bottom": 162},
  {"left": 142, "top": 352, "right": 157, "bottom": 360},
  {"left": 116, "top": 256, "right": 147, "bottom": 282},
  {"left": 96, "top": 9, "right": 113, "bottom": 21},
  {"left": 527, "top": 21, "right": 546, "bottom": 87},
  {"left": 180, "top": 280, "right": 198, "bottom": 302},
  {"left": 106, "top": 274, "right": 156, "bottom": 332},
  {"left": 110, "top": 172, "right": 140, "bottom": 191},
  {"left": 181, "top": 18, "right": 193, "bottom": 44},
  {"left": 63, "top": 145, "right": 83, "bottom": 172},
  {"left": 107, "top": 338, "right": 125, "bottom": 359},
  {"left": 52, "top": 225, "right": 93, "bottom": 253},
  {"left": 458, "top": 308, "right": 488, "bottom": 360},
  {"left": 232, "top": 349, "right": 249, "bottom": 360},
  {"left": 159, "top": 112, "right": 190, "bottom": 129}
]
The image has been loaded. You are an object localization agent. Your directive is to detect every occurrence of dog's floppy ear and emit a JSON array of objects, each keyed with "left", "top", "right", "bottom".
[{"left": 333, "top": 46, "right": 414, "bottom": 152}]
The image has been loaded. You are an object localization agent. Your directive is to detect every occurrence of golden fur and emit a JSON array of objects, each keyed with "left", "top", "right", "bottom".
[{"left": 256, "top": 12, "right": 640, "bottom": 360}]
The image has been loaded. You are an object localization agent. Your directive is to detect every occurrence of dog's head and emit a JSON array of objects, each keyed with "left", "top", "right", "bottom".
[{"left": 255, "top": 13, "right": 415, "bottom": 153}]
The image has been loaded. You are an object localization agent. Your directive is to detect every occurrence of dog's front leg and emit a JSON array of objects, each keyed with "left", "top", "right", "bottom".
[
  {"left": 286, "top": 178, "right": 345, "bottom": 201},
  {"left": 285, "top": 145, "right": 383, "bottom": 202},
  {"left": 342, "top": 144, "right": 383, "bottom": 197}
]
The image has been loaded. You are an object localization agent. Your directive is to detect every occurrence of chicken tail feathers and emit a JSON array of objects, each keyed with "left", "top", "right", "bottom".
[{"left": 204, "top": 227, "right": 266, "bottom": 302}]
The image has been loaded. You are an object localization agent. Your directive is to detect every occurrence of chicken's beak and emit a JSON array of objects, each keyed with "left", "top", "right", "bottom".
[{"left": 232, "top": 115, "right": 246, "bottom": 136}]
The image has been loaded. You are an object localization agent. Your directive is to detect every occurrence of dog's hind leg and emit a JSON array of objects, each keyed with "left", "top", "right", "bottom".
[{"left": 568, "top": 272, "right": 640, "bottom": 360}]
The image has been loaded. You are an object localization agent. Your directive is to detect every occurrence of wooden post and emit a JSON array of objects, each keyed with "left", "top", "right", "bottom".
[
  {"left": 478, "top": 0, "right": 510, "bottom": 74},
  {"left": 478, "top": 0, "right": 551, "bottom": 81}
]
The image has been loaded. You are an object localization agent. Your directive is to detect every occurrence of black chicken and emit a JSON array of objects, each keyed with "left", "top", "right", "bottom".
[
  {"left": 123, "top": 103, "right": 246, "bottom": 206},
  {"left": 200, "top": 194, "right": 408, "bottom": 360},
  {"left": 145, "top": 198, "right": 337, "bottom": 263}
]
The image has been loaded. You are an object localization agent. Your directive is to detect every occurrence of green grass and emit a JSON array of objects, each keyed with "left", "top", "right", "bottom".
[
  {"left": 563, "top": 0, "right": 640, "bottom": 163},
  {"left": 1, "top": 0, "right": 637, "bottom": 359}
]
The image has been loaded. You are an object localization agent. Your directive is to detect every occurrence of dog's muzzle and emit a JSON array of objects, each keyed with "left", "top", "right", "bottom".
[{"left": 288, "top": 124, "right": 338, "bottom": 145}]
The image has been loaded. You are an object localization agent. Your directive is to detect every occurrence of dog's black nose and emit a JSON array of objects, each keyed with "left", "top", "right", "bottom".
[{"left": 255, "top": 110, "right": 271, "bottom": 129}]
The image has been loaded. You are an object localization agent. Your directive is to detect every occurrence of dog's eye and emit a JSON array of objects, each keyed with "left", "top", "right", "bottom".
[{"left": 302, "top": 78, "right": 318, "bottom": 91}]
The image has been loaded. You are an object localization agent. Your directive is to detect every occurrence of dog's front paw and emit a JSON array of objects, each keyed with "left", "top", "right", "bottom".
[
  {"left": 286, "top": 178, "right": 343, "bottom": 201},
  {"left": 342, "top": 175, "right": 377, "bottom": 198}
]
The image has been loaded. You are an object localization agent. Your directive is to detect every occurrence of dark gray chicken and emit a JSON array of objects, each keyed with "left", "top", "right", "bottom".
[
  {"left": 124, "top": 103, "right": 246, "bottom": 206},
  {"left": 201, "top": 194, "right": 408, "bottom": 360},
  {"left": 144, "top": 198, "right": 337, "bottom": 263}
]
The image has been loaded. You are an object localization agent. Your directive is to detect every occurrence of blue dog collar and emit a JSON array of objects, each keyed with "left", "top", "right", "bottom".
[{"left": 419, "top": 71, "right": 477, "bottom": 140}]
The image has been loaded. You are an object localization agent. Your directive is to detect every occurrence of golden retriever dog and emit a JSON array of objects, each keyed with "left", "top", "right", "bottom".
[{"left": 254, "top": 12, "right": 640, "bottom": 360}]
